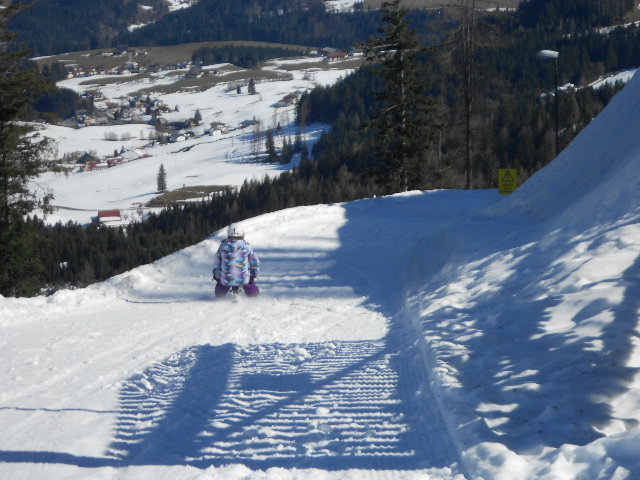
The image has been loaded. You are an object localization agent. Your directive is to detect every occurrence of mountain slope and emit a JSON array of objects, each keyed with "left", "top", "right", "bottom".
[
  {"left": 9, "top": 0, "right": 169, "bottom": 56},
  {"left": 1, "top": 74, "right": 640, "bottom": 479}
]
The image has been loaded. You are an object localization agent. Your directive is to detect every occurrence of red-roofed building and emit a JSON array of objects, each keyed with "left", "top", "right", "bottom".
[
  {"left": 98, "top": 209, "right": 121, "bottom": 220},
  {"left": 327, "top": 52, "right": 348, "bottom": 61}
]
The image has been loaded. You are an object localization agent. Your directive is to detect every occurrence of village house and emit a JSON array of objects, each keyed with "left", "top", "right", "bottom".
[
  {"left": 85, "top": 160, "right": 108, "bottom": 171},
  {"left": 169, "top": 133, "right": 187, "bottom": 143},
  {"left": 183, "top": 65, "right": 203, "bottom": 78},
  {"left": 91, "top": 209, "right": 122, "bottom": 226},
  {"left": 130, "top": 96, "right": 146, "bottom": 108},
  {"left": 84, "top": 89, "right": 104, "bottom": 101},
  {"left": 67, "top": 65, "right": 99, "bottom": 78},
  {"left": 74, "top": 110, "right": 97, "bottom": 128},
  {"left": 274, "top": 92, "right": 300, "bottom": 107},
  {"left": 240, "top": 119, "right": 259, "bottom": 128},
  {"left": 120, "top": 149, "right": 145, "bottom": 162},
  {"left": 206, "top": 122, "right": 229, "bottom": 136},
  {"left": 113, "top": 45, "right": 129, "bottom": 56},
  {"left": 326, "top": 52, "right": 349, "bottom": 61},
  {"left": 77, "top": 151, "right": 100, "bottom": 165}
]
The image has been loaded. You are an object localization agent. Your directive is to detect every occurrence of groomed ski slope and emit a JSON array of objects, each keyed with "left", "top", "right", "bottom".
[
  {"left": 0, "top": 192, "right": 485, "bottom": 480},
  {"left": 2, "top": 71, "right": 640, "bottom": 480}
]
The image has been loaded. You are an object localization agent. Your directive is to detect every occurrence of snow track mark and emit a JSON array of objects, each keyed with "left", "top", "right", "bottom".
[{"left": 109, "top": 340, "right": 459, "bottom": 471}]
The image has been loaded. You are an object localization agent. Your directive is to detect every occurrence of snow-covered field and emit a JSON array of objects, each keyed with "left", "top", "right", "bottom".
[
  {"left": 2, "top": 63, "right": 640, "bottom": 479},
  {"left": 590, "top": 68, "right": 637, "bottom": 89},
  {"left": 35, "top": 56, "right": 356, "bottom": 225}
]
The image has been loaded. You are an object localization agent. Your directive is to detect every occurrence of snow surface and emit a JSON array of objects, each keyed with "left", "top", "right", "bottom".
[
  {"left": 128, "top": 0, "right": 199, "bottom": 31},
  {"left": 3, "top": 60, "right": 640, "bottom": 480},
  {"left": 165, "top": 0, "right": 198, "bottom": 12},
  {"left": 324, "top": 0, "right": 362, "bottom": 13},
  {"left": 590, "top": 69, "right": 637, "bottom": 89}
]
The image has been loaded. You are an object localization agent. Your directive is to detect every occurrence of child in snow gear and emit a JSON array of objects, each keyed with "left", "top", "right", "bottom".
[{"left": 212, "top": 224, "right": 260, "bottom": 298}]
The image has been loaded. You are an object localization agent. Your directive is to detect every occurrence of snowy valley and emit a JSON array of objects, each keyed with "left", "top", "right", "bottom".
[{"left": 33, "top": 52, "right": 359, "bottom": 226}]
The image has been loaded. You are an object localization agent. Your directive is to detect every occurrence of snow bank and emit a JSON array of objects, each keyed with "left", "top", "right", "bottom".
[{"left": 407, "top": 70, "right": 640, "bottom": 478}]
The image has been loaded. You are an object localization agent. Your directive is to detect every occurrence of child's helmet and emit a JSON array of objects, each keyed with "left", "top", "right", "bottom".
[{"left": 227, "top": 223, "right": 244, "bottom": 238}]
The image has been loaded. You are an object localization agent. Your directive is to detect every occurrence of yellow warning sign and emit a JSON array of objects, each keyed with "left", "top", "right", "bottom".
[{"left": 498, "top": 168, "right": 518, "bottom": 194}]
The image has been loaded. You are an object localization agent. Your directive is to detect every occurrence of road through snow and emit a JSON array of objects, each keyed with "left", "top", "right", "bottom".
[{"left": 0, "top": 191, "right": 495, "bottom": 479}]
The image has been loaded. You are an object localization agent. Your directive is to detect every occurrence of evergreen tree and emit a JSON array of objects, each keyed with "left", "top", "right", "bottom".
[
  {"left": 301, "top": 142, "right": 309, "bottom": 162},
  {"left": 281, "top": 137, "right": 293, "bottom": 164},
  {"left": 157, "top": 164, "right": 167, "bottom": 192},
  {"left": 248, "top": 78, "right": 257, "bottom": 95},
  {"left": 0, "top": 4, "right": 57, "bottom": 296},
  {"left": 265, "top": 129, "right": 278, "bottom": 162},
  {"left": 294, "top": 129, "right": 303, "bottom": 152},
  {"left": 193, "top": 108, "right": 202, "bottom": 124},
  {"left": 361, "top": 0, "right": 435, "bottom": 191}
]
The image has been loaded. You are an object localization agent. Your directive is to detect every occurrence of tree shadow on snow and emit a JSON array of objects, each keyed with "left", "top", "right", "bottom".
[
  {"left": 0, "top": 193, "right": 482, "bottom": 472},
  {"left": 100, "top": 339, "right": 456, "bottom": 469},
  {"left": 0, "top": 338, "right": 456, "bottom": 470},
  {"left": 0, "top": 194, "right": 465, "bottom": 472},
  {"left": 408, "top": 214, "right": 640, "bottom": 454}
]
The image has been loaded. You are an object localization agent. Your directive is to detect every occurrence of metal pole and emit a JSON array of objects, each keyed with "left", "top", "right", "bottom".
[
  {"left": 536, "top": 50, "right": 560, "bottom": 157},
  {"left": 554, "top": 57, "right": 559, "bottom": 157}
]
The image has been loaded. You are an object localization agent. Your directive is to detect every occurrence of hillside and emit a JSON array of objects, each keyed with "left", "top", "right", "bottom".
[
  {"left": 9, "top": 0, "right": 382, "bottom": 56},
  {"left": 10, "top": 0, "right": 520, "bottom": 57},
  {"left": 2, "top": 69, "right": 640, "bottom": 480},
  {"left": 363, "top": 0, "right": 519, "bottom": 9}
]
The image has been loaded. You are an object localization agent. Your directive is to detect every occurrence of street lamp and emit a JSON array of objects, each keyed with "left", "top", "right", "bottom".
[{"left": 537, "top": 49, "right": 559, "bottom": 157}]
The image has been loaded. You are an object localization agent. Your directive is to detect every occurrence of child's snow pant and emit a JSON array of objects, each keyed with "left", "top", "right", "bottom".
[{"left": 215, "top": 282, "right": 259, "bottom": 298}]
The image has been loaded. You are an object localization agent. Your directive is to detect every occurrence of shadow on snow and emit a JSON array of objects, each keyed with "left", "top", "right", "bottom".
[
  {"left": 410, "top": 213, "right": 640, "bottom": 454},
  {"left": 0, "top": 193, "right": 463, "bottom": 472}
]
